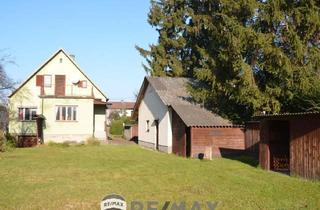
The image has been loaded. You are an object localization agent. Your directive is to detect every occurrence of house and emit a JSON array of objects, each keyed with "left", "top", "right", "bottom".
[
  {"left": 133, "top": 77, "right": 245, "bottom": 159},
  {"left": 8, "top": 49, "right": 107, "bottom": 144},
  {"left": 106, "top": 101, "right": 135, "bottom": 125},
  {"left": 256, "top": 112, "right": 320, "bottom": 180}
]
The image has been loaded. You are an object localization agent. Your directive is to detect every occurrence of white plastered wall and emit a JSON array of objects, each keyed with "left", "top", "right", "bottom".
[{"left": 138, "top": 84, "right": 172, "bottom": 150}]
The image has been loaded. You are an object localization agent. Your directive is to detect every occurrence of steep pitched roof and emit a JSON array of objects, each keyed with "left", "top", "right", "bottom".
[
  {"left": 9, "top": 48, "right": 107, "bottom": 100},
  {"left": 134, "top": 76, "right": 236, "bottom": 127}
]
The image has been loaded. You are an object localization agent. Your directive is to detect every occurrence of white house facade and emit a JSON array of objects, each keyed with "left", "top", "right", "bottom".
[
  {"left": 8, "top": 49, "right": 107, "bottom": 143},
  {"left": 137, "top": 84, "right": 172, "bottom": 153}
]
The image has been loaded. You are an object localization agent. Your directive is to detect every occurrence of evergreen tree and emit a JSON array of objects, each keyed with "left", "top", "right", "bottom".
[{"left": 137, "top": 0, "right": 320, "bottom": 123}]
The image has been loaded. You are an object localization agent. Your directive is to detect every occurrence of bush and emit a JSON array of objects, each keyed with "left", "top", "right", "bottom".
[
  {"left": 5, "top": 133, "right": 17, "bottom": 147},
  {"left": 86, "top": 137, "right": 101, "bottom": 146},
  {"left": 110, "top": 120, "right": 124, "bottom": 135}
]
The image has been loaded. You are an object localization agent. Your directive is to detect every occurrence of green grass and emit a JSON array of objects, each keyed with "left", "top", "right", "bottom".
[{"left": 0, "top": 145, "right": 319, "bottom": 209}]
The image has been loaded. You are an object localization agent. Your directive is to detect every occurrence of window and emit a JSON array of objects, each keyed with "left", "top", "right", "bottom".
[
  {"left": 18, "top": 108, "right": 37, "bottom": 121},
  {"left": 55, "top": 106, "right": 77, "bottom": 121},
  {"left": 44, "top": 75, "right": 52, "bottom": 87},
  {"left": 146, "top": 120, "right": 150, "bottom": 132},
  {"left": 82, "top": 80, "right": 87, "bottom": 88},
  {"left": 78, "top": 80, "right": 87, "bottom": 88}
]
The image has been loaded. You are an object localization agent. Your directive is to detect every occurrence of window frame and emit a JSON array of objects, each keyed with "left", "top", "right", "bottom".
[
  {"left": 81, "top": 80, "right": 87, "bottom": 88},
  {"left": 18, "top": 107, "right": 37, "bottom": 121},
  {"left": 55, "top": 105, "right": 77, "bottom": 122},
  {"left": 43, "top": 74, "right": 52, "bottom": 87},
  {"left": 146, "top": 120, "right": 150, "bottom": 132}
]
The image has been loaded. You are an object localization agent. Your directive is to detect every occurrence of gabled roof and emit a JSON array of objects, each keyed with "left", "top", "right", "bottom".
[
  {"left": 134, "top": 76, "right": 237, "bottom": 127},
  {"left": 9, "top": 48, "right": 107, "bottom": 100}
]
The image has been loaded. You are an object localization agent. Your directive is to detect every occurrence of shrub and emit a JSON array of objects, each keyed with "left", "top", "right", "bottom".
[
  {"left": 86, "top": 137, "right": 101, "bottom": 146},
  {"left": 5, "top": 133, "right": 17, "bottom": 147},
  {"left": 110, "top": 120, "right": 124, "bottom": 135}
]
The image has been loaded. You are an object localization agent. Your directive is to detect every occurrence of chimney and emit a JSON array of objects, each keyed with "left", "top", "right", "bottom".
[{"left": 69, "top": 54, "right": 75, "bottom": 61}]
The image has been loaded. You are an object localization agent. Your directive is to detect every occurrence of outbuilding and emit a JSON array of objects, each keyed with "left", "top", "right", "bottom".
[
  {"left": 257, "top": 112, "right": 320, "bottom": 180},
  {"left": 133, "top": 77, "right": 245, "bottom": 159}
]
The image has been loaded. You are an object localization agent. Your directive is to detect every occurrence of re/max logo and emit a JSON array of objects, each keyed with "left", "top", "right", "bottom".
[{"left": 130, "top": 201, "right": 219, "bottom": 210}]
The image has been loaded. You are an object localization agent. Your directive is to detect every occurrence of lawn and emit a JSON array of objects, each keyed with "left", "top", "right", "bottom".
[{"left": 0, "top": 145, "right": 319, "bottom": 210}]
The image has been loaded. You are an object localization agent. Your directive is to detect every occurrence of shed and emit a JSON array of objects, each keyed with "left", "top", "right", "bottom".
[
  {"left": 256, "top": 112, "right": 320, "bottom": 180},
  {"left": 133, "top": 77, "right": 245, "bottom": 159}
]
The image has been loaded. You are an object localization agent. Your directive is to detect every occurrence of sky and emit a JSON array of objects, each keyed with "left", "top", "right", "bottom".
[{"left": 0, "top": 0, "right": 157, "bottom": 102}]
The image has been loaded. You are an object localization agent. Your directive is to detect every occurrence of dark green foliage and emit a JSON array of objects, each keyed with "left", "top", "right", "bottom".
[
  {"left": 138, "top": 0, "right": 320, "bottom": 123},
  {"left": 110, "top": 120, "right": 124, "bottom": 135}
]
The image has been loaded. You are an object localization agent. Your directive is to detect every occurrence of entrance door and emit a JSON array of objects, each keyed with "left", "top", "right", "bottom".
[
  {"left": 155, "top": 120, "right": 159, "bottom": 150},
  {"left": 186, "top": 127, "right": 191, "bottom": 157},
  {"left": 55, "top": 75, "right": 65, "bottom": 96},
  {"left": 269, "top": 121, "right": 290, "bottom": 172}
]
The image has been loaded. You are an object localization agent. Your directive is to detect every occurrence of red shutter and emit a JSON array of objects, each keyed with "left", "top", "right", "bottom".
[
  {"left": 78, "top": 81, "right": 83, "bottom": 88},
  {"left": 55, "top": 75, "right": 66, "bottom": 96},
  {"left": 36, "top": 75, "right": 44, "bottom": 87}
]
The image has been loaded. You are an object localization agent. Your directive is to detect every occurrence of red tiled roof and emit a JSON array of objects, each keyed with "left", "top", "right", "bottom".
[{"left": 110, "top": 101, "right": 135, "bottom": 109}]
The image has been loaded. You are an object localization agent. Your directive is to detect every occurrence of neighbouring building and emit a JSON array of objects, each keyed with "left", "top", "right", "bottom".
[
  {"left": 256, "top": 112, "right": 320, "bottom": 180},
  {"left": 133, "top": 77, "right": 245, "bottom": 159},
  {"left": 106, "top": 101, "right": 135, "bottom": 124},
  {"left": 8, "top": 49, "right": 107, "bottom": 144}
]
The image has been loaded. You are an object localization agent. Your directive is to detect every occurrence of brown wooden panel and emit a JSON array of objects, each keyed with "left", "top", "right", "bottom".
[
  {"left": 55, "top": 75, "right": 65, "bottom": 96},
  {"left": 259, "top": 120, "right": 270, "bottom": 170},
  {"left": 191, "top": 127, "right": 245, "bottom": 158},
  {"left": 290, "top": 119, "right": 320, "bottom": 180},
  {"left": 172, "top": 109, "right": 187, "bottom": 157},
  {"left": 244, "top": 121, "right": 260, "bottom": 155}
]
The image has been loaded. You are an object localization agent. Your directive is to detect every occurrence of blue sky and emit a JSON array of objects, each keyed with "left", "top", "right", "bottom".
[{"left": 0, "top": 0, "right": 157, "bottom": 101}]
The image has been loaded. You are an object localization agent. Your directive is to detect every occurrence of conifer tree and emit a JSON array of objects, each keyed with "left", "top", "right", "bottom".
[{"left": 137, "top": 0, "right": 320, "bottom": 123}]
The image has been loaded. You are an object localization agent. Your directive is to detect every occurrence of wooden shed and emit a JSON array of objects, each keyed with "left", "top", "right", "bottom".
[{"left": 257, "top": 112, "right": 320, "bottom": 180}]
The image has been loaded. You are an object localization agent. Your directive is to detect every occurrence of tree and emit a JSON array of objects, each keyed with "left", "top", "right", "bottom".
[
  {"left": 137, "top": 0, "right": 320, "bottom": 123},
  {"left": 0, "top": 56, "right": 15, "bottom": 103}
]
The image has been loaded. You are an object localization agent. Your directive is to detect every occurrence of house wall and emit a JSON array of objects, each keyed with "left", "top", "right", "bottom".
[
  {"left": 290, "top": 119, "right": 320, "bottom": 180},
  {"left": 9, "top": 50, "right": 106, "bottom": 142},
  {"left": 138, "top": 84, "right": 172, "bottom": 153},
  {"left": 94, "top": 105, "right": 106, "bottom": 139},
  {"left": 191, "top": 127, "right": 245, "bottom": 158},
  {"left": 42, "top": 98, "right": 94, "bottom": 142}
]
